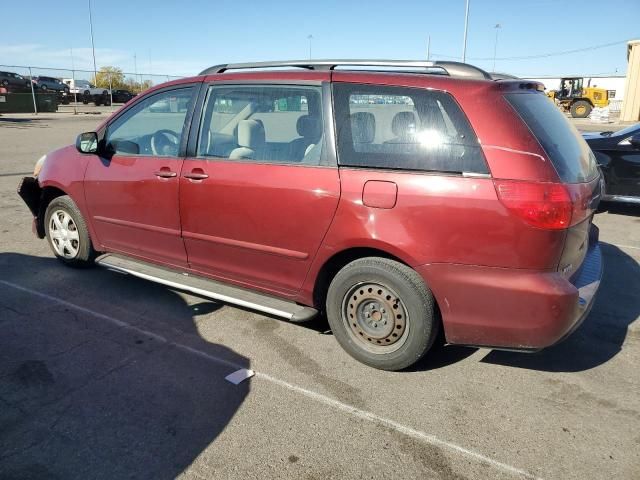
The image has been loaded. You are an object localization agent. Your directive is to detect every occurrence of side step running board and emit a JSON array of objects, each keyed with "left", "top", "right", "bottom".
[{"left": 96, "top": 253, "right": 318, "bottom": 322}]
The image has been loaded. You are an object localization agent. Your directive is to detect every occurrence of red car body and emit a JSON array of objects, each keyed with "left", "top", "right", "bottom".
[{"left": 21, "top": 65, "right": 603, "bottom": 354}]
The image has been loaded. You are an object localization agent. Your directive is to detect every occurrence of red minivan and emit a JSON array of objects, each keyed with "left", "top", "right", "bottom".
[{"left": 18, "top": 60, "right": 603, "bottom": 370}]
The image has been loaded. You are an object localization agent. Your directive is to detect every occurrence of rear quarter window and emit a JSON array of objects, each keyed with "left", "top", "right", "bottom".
[
  {"left": 505, "top": 93, "right": 598, "bottom": 183},
  {"left": 333, "top": 83, "right": 488, "bottom": 174}
]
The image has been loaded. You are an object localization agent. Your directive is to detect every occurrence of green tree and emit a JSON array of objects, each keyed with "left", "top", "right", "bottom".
[
  {"left": 91, "top": 66, "right": 125, "bottom": 89},
  {"left": 123, "top": 77, "right": 153, "bottom": 94}
]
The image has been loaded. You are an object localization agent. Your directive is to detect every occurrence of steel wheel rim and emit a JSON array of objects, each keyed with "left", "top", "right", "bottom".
[
  {"left": 49, "top": 210, "right": 80, "bottom": 259},
  {"left": 576, "top": 105, "right": 586, "bottom": 115},
  {"left": 341, "top": 282, "right": 410, "bottom": 354}
]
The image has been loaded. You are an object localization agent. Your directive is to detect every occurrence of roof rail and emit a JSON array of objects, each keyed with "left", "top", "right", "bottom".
[{"left": 198, "top": 59, "right": 493, "bottom": 80}]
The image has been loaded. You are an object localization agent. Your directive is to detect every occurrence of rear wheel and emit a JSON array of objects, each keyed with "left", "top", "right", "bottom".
[
  {"left": 571, "top": 100, "right": 592, "bottom": 118},
  {"left": 326, "top": 257, "right": 439, "bottom": 371},
  {"left": 82, "top": 90, "right": 90, "bottom": 104},
  {"left": 44, "top": 196, "right": 96, "bottom": 267}
]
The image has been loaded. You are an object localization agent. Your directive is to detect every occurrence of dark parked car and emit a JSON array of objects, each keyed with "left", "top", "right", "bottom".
[
  {"left": 111, "top": 89, "right": 136, "bottom": 103},
  {"left": 32, "top": 76, "right": 70, "bottom": 94},
  {"left": 0, "top": 71, "right": 31, "bottom": 92},
  {"left": 17, "top": 59, "right": 603, "bottom": 371},
  {"left": 584, "top": 124, "right": 640, "bottom": 204}
]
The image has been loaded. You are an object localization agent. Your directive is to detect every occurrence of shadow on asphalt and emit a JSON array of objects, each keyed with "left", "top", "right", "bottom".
[
  {"left": 0, "top": 252, "right": 249, "bottom": 480},
  {"left": 0, "top": 117, "right": 53, "bottom": 128},
  {"left": 598, "top": 201, "right": 640, "bottom": 217},
  {"left": 480, "top": 243, "right": 639, "bottom": 372}
]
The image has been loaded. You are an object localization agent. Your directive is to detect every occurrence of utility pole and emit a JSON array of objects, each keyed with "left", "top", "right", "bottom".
[
  {"left": 307, "top": 35, "right": 313, "bottom": 60},
  {"left": 134, "top": 53, "right": 138, "bottom": 89},
  {"left": 462, "top": 0, "right": 470, "bottom": 62},
  {"left": 492, "top": 24, "right": 502, "bottom": 72},
  {"left": 427, "top": 35, "right": 431, "bottom": 61},
  {"left": 88, "top": 0, "right": 98, "bottom": 81}
]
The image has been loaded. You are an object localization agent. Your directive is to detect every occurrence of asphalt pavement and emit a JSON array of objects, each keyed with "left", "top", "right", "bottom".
[{"left": 0, "top": 113, "right": 638, "bottom": 479}]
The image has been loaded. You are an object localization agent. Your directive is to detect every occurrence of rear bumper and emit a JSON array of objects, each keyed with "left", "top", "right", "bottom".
[{"left": 416, "top": 233, "right": 603, "bottom": 350}]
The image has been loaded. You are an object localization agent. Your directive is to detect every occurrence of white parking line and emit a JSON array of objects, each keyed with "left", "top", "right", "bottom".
[{"left": 0, "top": 279, "right": 541, "bottom": 480}]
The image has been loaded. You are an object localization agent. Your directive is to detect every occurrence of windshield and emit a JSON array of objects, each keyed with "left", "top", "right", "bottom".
[{"left": 505, "top": 92, "right": 598, "bottom": 183}]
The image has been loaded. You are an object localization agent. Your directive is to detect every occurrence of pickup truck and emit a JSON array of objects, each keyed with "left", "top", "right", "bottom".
[{"left": 62, "top": 79, "right": 111, "bottom": 106}]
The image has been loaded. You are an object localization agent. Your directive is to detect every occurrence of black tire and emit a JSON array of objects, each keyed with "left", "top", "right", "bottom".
[
  {"left": 570, "top": 100, "right": 592, "bottom": 118},
  {"left": 94, "top": 98, "right": 102, "bottom": 106},
  {"left": 44, "top": 195, "right": 96, "bottom": 267},
  {"left": 82, "top": 91, "right": 90, "bottom": 104},
  {"left": 40, "top": 84, "right": 48, "bottom": 91},
  {"left": 326, "top": 257, "right": 439, "bottom": 371},
  {"left": 1, "top": 79, "right": 8, "bottom": 87},
  {"left": 102, "top": 92, "right": 111, "bottom": 106}
]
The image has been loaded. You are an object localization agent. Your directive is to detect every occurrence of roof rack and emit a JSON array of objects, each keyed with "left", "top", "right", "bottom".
[{"left": 198, "top": 60, "right": 493, "bottom": 80}]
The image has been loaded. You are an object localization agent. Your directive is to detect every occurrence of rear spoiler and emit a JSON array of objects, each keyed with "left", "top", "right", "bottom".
[{"left": 497, "top": 80, "right": 546, "bottom": 92}]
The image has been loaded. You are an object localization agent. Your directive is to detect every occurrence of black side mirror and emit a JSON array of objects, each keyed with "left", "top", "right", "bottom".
[
  {"left": 76, "top": 132, "right": 98, "bottom": 154},
  {"left": 629, "top": 134, "right": 640, "bottom": 150}
]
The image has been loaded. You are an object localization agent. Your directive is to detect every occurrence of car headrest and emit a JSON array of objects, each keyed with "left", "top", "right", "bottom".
[
  {"left": 350, "top": 112, "right": 376, "bottom": 144},
  {"left": 391, "top": 111, "right": 417, "bottom": 137},
  {"left": 237, "top": 119, "right": 265, "bottom": 149},
  {"left": 296, "top": 115, "right": 322, "bottom": 139}
]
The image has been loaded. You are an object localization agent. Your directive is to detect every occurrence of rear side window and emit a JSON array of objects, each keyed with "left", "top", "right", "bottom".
[
  {"left": 505, "top": 93, "right": 598, "bottom": 183},
  {"left": 333, "top": 83, "right": 487, "bottom": 174}
]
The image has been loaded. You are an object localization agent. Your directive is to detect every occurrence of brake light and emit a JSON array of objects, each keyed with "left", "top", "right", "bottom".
[{"left": 494, "top": 180, "right": 572, "bottom": 230}]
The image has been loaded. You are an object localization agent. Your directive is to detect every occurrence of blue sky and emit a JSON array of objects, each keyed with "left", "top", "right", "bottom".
[{"left": 1, "top": 0, "right": 638, "bottom": 78}]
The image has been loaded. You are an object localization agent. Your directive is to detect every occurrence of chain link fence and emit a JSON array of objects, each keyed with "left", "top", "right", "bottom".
[{"left": 0, "top": 64, "right": 184, "bottom": 114}]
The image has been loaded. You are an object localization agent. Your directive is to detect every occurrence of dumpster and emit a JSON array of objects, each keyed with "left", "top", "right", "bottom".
[{"left": 0, "top": 92, "right": 58, "bottom": 113}]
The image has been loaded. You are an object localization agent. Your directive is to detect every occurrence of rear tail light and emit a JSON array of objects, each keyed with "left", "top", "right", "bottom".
[{"left": 494, "top": 180, "right": 573, "bottom": 230}]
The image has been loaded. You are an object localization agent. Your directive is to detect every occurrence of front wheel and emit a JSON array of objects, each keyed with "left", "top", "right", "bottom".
[
  {"left": 571, "top": 100, "right": 592, "bottom": 118},
  {"left": 44, "top": 196, "right": 96, "bottom": 267},
  {"left": 326, "top": 257, "right": 439, "bottom": 371}
]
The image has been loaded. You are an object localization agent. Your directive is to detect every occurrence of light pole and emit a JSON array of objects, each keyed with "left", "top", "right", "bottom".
[
  {"left": 462, "top": 0, "right": 470, "bottom": 62},
  {"left": 492, "top": 23, "right": 502, "bottom": 72},
  {"left": 307, "top": 34, "right": 313, "bottom": 60},
  {"left": 88, "top": 0, "right": 98, "bottom": 82}
]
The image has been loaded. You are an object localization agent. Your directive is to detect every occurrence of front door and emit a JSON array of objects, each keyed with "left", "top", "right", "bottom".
[
  {"left": 84, "top": 86, "right": 197, "bottom": 267},
  {"left": 180, "top": 83, "right": 340, "bottom": 296}
]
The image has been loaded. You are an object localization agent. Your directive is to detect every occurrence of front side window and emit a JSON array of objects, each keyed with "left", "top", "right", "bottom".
[
  {"left": 105, "top": 87, "right": 194, "bottom": 157},
  {"left": 333, "top": 83, "right": 487, "bottom": 174},
  {"left": 197, "top": 84, "right": 325, "bottom": 165}
]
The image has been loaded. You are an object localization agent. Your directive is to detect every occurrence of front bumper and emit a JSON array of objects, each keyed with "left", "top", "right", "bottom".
[{"left": 416, "top": 233, "right": 603, "bottom": 350}]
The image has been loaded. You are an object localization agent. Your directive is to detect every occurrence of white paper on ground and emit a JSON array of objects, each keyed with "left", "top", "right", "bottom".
[{"left": 225, "top": 368, "right": 255, "bottom": 385}]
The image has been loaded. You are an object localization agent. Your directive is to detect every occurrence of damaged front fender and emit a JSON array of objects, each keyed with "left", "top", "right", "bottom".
[{"left": 17, "top": 176, "right": 45, "bottom": 238}]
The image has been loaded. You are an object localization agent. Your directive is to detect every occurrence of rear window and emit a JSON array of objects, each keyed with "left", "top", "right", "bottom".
[
  {"left": 505, "top": 93, "right": 598, "bottom": 183},
  {"left": 333, "top": 83, "right": 488, "bottom": 174}
]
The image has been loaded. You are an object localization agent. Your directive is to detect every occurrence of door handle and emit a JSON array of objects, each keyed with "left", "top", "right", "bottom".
[
  {"left": 183, "top": 169, "right": 209, "bottom": 180},
  {"left": 154, "top": 169, "right": 177, "bottom": 178}
]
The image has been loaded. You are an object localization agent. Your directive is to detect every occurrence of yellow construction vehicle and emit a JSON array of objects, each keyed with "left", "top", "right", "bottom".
[{"left": 546, "top": 77, "right": 609, "bottom": 118}]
